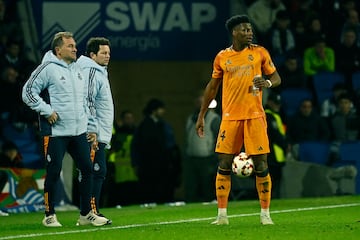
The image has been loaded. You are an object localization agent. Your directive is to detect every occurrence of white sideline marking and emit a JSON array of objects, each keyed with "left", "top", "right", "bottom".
[{"left": 0, "top": 203, "right": 359, "bottom": 239}]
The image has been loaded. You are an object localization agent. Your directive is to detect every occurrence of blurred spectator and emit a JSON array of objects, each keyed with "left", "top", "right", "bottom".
[
  {"left": 291, "top": 17, "right": 307, "bottom": 55},
  {"left": 335, "top": 27, "right": 360, "bottom": 86},
  {"left": 265, "top": 10, "right": 296, "bottom": 66},
  {"left": 247, "top": 0, "right": 286, "bottom": 43},
  {"left": 325, "top": 0, "right": 359, "bottom": 48},
  {"left": 286, "top": 99, "right": 330, "bottom": 157},
  {"left": 0, "top": 39, "right": 36, "bottom": 83},
  {"left": 327, "top": 93, "right": 359, "bottom": 166},
  {"left": 340, "top": 8, "right": 360, "bottom": 48},
  {"left": 277, "top": 51, "right": 306, "bottom": 91},
  {"left": 106, "top": 110, "right": 140, "bottom": 207},
  {"left": 0, "top": 66, "right": 37, "bottom": 130},
  {"left": 0, "top": 140, "right": 22, "bottom": 217},
  {"left": 320, "top": 83, "right": 349, "bottom": 118},
  {"left": 0, "top": 140, "right": 22, "bottom": 168},
  {"left": 284, "top": 0, "right": 316, "bottom": 16},
  {"left": 183, "top": 92, "right": 220, "bottom": 203},
  {"left": 303, "top": 36, "right": 335, "bottom": 77},
  {"left": 0, "top": 141, "right": 22, "bottom": 194},
  {"left": 264, "top": 92, "right": 288, "bottom": 198},
  {"left": 285, "top": 0, "right": 319, "bottom": 46},
  {"left": 303, "top": 15, "right": 327, "bottom": 50},
  {"left": 0, "top": 0, "right": 23, "bottom": 49},
  {"left": 131, "top": 98, "right": 181, "bottom": 204},
  {"left": 0, "top": 66, "right": 21, "bottom": 122}
]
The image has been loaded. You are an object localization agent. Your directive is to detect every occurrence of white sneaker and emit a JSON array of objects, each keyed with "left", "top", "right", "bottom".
[
  {"left": 76, "top": 211, "right": 108, "bottom": 226},
  {"left": 211, "top": 216, "right": 229, "bottom": 225},
  {"left": 260, "top": 213, "right": 274, "bottom": 225},
  {"left": 42, "top": 214, "right": 62, "bottom": 227},
  {"left": 0, "top": 210, "right": 9, "bottom": 216},
  {"left": 97, "top": 213, "right": 112, "bottom": 225}
]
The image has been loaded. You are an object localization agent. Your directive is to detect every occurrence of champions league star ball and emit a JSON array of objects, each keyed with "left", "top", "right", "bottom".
[{"left": 232, "top": 152, "right": 254, "bottom": 178}]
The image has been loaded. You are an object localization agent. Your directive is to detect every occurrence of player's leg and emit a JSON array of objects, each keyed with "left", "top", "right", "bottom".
[
  {"left": 91, "top": 142, "right": 111, "bottom": 224},
  {"left": 42, "top": 136, "right": 67, "bottom": 227},
  {"left": 245, "top": 117, "right": 273, "bottom": 225},
  {"left": 68, "top": 133, "right": 107, "bottom": 226},
  {"left": 67, "top": 133, "right": 93, "bottom": 216},
  {"left": 91, "top": 142, "right": 106, "bottom": 213},
  {"left": 212, "top": 120, "right": 243, "bottom": 225},
  {"left": 212, "top": 153, "right": 233, "bottom": 225},
  {"left": 252, "top": 154, "right": 273, "bottom": 224}
]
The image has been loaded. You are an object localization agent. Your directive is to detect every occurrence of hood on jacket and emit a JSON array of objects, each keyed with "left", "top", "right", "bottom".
[
  {"left": 77, "top": 55, "right": 107, "bottom": 74},
  {"left": 41, "top": 50, "right": 71, "bottom": 68}
]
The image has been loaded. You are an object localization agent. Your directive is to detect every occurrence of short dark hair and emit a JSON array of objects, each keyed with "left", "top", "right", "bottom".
[
  {"left": 143, "top": 98, "right": 165, "bottom": 116},
  {"left": 85, "top": 37, "right": 111, "bottom": 56},
  {"left": 225, "top": 15, "right": 250, "bottom": 33}
]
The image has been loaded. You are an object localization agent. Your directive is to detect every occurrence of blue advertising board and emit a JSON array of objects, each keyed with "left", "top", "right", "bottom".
[{"left": 31, "top": 0, "right": 230, "bottom": 60}]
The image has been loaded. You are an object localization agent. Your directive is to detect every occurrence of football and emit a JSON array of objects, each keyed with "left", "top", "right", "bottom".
[{"left": 232, "top": 152, "right": 254, "bottom": 178}]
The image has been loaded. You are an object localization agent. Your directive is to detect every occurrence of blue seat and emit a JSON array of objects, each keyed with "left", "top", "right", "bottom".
[
  {"left": 2, "top": 124, "right": 43, "bottom": 169},
  {"left": 339, "top": 141, "right": 360, "bottom": 162},
  {"left": 351, "top": 71, "right": 360, "bottom": 91},
  {"left": 280, "top": 88, "right": 313, "bottom": 117},
  {"left": 313, "top": 72, "right": 345, "bottom": 105},
  {"left": 338, "top": 141, "right": 360, "bottom": 194},
  {"left": 298, "top": 141, "right": 330, "bottom": 165}
]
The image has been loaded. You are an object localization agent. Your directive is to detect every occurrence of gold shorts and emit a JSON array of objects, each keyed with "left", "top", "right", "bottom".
[{"left": 215, "top": 117, "right": 270, "bottom": 155}]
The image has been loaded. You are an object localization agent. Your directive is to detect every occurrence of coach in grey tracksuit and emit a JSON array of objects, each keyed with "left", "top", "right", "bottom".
[
  {"left": 22, "top": 32, "right": 103, "bottom": 226},
  {"left": 77, "top": 37, "right": 114, "bottom": 221}
]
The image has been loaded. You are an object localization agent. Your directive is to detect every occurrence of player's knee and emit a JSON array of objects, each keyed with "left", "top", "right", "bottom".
[
  {"left": 253, "top": 155, "right": 268, "bottom": 176},
  {"left": 218, "top": 153, "right": 234, "bottom": 170},
  {"left": 255, "top": 168, "right": 269, "bottom": 177}
]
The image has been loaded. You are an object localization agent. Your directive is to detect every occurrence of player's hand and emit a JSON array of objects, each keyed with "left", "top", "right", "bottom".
[
  {"left": 195, "top": 118, "right": 205, "bottom": 138},
  {"left": 87, "top": 132, "right": 97, "bottom": 143},
  {"left": 253, "top": 76, "right": 270, "bottom": 88},
  {"left": 47, "top": 112, "right": 58, "bottom": 125},
  {"left": 91, "top": 140, "right": 99, "bottom": 151},
  {"left": 254, "top": 76, "right": 272, "bottom": 88}
]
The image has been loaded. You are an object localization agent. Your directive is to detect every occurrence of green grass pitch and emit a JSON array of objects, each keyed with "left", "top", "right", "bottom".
[{"left": 0, "top": 195, "right": 359, "bottom": 240}]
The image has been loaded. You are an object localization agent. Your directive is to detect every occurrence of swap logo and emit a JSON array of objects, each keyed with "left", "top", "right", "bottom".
[{"left": 37, "top": 0, "right": 228, "bottom": 60}]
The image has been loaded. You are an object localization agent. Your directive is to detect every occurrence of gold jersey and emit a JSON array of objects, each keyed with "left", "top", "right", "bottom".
[{"left": 212, "top": 44, "right": 276, "bottom": 120}]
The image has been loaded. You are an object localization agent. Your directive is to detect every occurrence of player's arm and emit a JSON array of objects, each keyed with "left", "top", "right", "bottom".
[
  {"left": 253, "top": 70, "right": 281, "bottom": 89},
  {"left": 267, "top": 70, "right": 281, "bottom": 88},
  {"left": 84, "top": 68, "right": 99, "bottom": 142},
  {"left": 254, "top": 47, "right": 281, "bottom": 89},
  {"left": 196, "top": 77, "right": 222, "bottom": 137}
]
